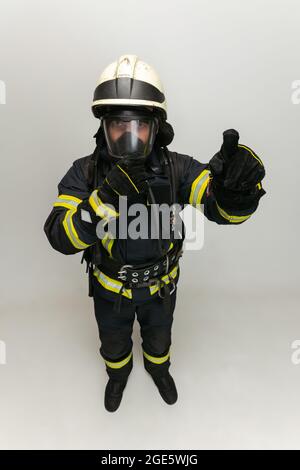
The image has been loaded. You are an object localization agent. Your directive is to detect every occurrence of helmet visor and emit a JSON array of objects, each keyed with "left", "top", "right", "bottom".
[{"left": 102, "top": 113, "right": 158, "bottom": 159}]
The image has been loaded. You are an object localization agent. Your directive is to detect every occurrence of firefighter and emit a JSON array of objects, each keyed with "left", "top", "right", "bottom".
[{"left": 44, "top": 54, "right": 266, "bottom": 412}]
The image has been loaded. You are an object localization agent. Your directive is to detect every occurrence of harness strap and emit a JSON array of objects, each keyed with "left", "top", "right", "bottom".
[
  {"left": 82, "top": 142, "right": 184, "bottom": 309},
  {"left": 113, "top": 285, "right": 125, "bottom": 314}
]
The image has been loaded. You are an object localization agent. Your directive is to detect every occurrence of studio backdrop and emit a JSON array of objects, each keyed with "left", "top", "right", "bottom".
[{"left": 0, "top": 0, "right": 299, "bottom": 450}]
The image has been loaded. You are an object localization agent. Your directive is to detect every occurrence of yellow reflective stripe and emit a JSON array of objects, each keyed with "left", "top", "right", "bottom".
[
  {"left": 257, "top": 182, "right": 262, "bottom": 190},
  {"left": 54, "top": 194, "right": 82, "bottom": 210},
  {"left": 216, "top": 202, "right": 251, "bottom": 223},
  {"left": 101, "top": 232, "right": 115, "bottom": 258},
  {"left": 58, "top": 194, "right": 82, "bottom": 203},
  {"left": 94, "top": 264, "right": 177, "bottom": 298},
  {"left": 97, "top": 194, "right": 119, "bottom": 219},
  {"left": 104, "top": 352, "right": 133, "bottom": 369},
  {"left": 88, "top": 190, "right": 99, "bottom": 213},
  {"left": 54, "top": 201, "right": 77, "bottom": 210},
  {"left": 238, "top": 144, "right": 264, "bottom": 166},
  {"left": 189, "top": 169, "right": 210, "bottom": 206},
  {"left": 62, "top": 209, "right": 90, "bottom": 249},
  {"left": 105, "top": 177, "right": 122, "bottom": 197},
  {"left": 93, "top": 268, "right": 132, "bottom": 299},
  {"left": 89, "top": 190, "right": 119, "bottom": 219},
  {"left": 161, "top": 264, "right": 178, "bottom": 283},
  {"left": 143, "top": 349, "right": 170, "bottom": 364},
  {"left": 149, "top": 265, "right": 179, "bottom": 295},
  {"left": 168, "top": 242, "right": 174, "bottom": 252},
  {"left": 116, "top": 165, "right": 139, "bottom": 193}
]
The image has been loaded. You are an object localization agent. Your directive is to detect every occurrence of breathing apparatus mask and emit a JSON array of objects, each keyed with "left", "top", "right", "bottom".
[{"left": 102, "top": 108, "right": 159, "bottom": 160}]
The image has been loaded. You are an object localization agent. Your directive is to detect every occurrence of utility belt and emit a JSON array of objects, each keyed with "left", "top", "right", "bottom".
[
  {"left": 94, "top": 242, "right": 183, "bottom": 314},
  {"left": 100, "top": 242, "right": 181, "bottom": 286}
]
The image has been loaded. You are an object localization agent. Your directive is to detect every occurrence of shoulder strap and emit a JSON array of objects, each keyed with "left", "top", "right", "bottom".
[
  {"left": 161, "top": 147, "right": 181, "bottom": 204},
  {"left": 82, "top": 145, "right": 112, "bottom": 192},
  {"left": 161, "top": 147, "right": 186, "bottom": 247}
]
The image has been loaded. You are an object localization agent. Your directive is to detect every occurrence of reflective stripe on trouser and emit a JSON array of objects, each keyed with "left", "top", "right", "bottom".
[
  {"left": 143, "top": 348, "right": 171, "bottom": 376},
  {"left": 93, "top": 293, "right": 135, "bottom": 380},
  {"left": 103, "top": 351, "right": 134, "bottom": 381},
  {"left": 104, "top": 351, "right": 133, "bottom": 369},
  {"left": 143, "top": 349, "right": 170, "bottom": 365},
  {"left": 142, "top": 347, "right": 172, "bottom": 378},
  {"left": 137, "top": 290, "right": 177, "bottom": 378}
]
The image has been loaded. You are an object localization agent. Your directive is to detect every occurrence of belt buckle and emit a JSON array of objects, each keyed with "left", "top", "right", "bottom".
[{"left": 118, "top": 264, "right": 133, "bottom": 281}]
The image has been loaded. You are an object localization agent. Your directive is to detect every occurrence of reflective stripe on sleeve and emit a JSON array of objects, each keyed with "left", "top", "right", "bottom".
[
  {"left": 53, "top": 194, "right": 82, "bottom": 210},
  {"left": 216, "top": 202, "right": 252, "bottom": 223},
  {"left": 62, "top": 209, "right": 90, "bottom": 250},
  {"left": 189, "top": 169, "right": 210, "bottom": 206},
  {"left": 89, "top": 190, "right": 119, "bottom": 220}
]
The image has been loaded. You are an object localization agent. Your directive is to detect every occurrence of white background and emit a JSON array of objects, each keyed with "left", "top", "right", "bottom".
[{"left": 0, "top": 0, "right": 299, "bottom": 450}]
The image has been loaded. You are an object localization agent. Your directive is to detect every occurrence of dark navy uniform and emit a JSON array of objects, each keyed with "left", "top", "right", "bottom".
[{"left": 44, "top": 142, "right": 265, "bottom": 380}]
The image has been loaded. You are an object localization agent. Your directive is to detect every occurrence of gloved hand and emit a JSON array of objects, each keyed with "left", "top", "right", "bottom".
[
  {"left": 208, "top": 129, "right": 266, "bottom": 211},
  {"left": 98, "top": 156, "right": 149, "bottom": 207},
  {"left": 75, "top": 157, "right": 150, "bottom": 236}
]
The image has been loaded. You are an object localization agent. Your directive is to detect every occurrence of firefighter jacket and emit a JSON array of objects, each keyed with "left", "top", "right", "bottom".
[{"left": 44, "top": 142, "right": 265, "bottom": 303}]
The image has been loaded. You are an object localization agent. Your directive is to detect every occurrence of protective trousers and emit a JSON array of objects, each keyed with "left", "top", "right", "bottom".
[{"left": 92, "top": 286, "right": 177, "bottom": 381}]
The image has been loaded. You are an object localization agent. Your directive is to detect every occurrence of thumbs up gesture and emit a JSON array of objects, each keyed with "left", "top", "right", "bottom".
[{"left": 208, "top": 129, "right": 266, "bottom": 210}]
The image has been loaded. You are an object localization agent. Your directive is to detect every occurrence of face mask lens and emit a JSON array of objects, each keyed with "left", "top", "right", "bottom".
[{"left": 103, "top": 116, "right": 157, "bottom": 159}]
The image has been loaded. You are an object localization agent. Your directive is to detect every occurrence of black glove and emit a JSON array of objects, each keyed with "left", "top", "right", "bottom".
[
  {"left": 75, "top": 157, "right": 149, "bottom": 236},
  {"left": 209, "top": 129, "right": 266, "bottom": 211},
  {"left": 98, "top": 156, "right": 149, "bottom": 208}
]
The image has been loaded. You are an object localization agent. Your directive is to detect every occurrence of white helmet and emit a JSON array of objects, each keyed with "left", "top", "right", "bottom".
[{"left": 92, "top": 54, "right": 167, "bottom": 120}]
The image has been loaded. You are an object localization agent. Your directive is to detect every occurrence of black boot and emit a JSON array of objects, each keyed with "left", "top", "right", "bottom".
[
  {"left": 150, "top": 371, "right": 178, "bottom": 405},
  {"left": 104, "top": 377, "right": 128, "bottom": 412}
]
